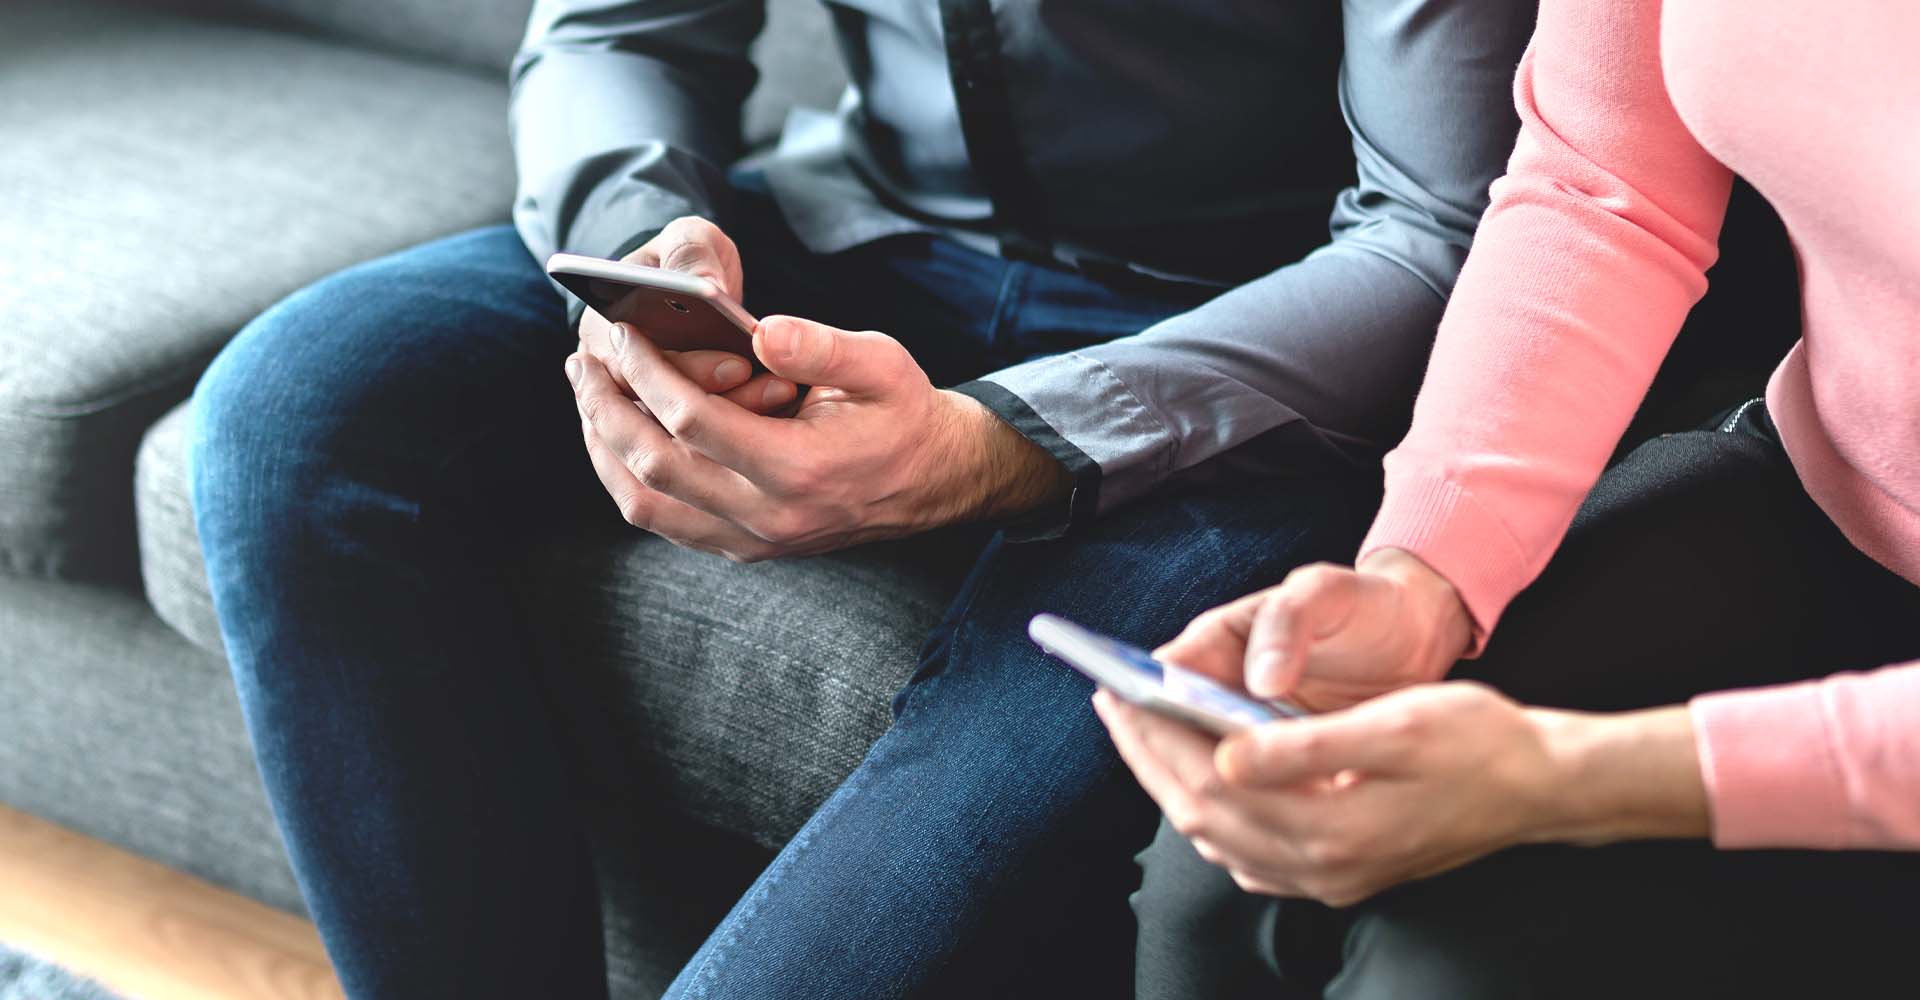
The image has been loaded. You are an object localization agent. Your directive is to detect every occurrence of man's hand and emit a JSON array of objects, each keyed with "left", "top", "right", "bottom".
[
  {"left": 1094, "top": 682, "right": 1709, "bottom": 906},
  {"left": 566, "top": 314, "right": 1070, "bottom": 561},
  {"left": 1155, "top": 549, "right": 1476, "bottom": 711}
]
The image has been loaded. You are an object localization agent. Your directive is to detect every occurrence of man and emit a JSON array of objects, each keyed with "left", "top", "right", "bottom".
[{"left": 188, "top": 1, "right": 1529, "bottom": 997}]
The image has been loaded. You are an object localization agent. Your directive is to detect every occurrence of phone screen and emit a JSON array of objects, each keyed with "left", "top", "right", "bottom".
[{"left": 1028, "top": 614, "right": 1306, "bottom": 731}]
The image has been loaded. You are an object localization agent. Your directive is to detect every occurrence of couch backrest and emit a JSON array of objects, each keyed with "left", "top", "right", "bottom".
[
  {"left": 219, "top": 0, "right": 530, "bottom": 72},
  {"left": 179, "top": 0, "right": 845, "bottom": 143}
]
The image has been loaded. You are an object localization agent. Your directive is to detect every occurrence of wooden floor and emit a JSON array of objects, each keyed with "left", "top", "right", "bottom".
[{"left": 0, "top": 804, "right": 344, "bottom": 1000}]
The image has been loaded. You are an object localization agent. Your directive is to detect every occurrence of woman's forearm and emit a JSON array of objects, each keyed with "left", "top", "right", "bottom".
[{"left": 1526, "top": 705, "right": 1712, "bottom": 845}]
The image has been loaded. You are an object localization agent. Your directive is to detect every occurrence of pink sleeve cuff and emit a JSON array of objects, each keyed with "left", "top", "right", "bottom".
[
  {"left": 1358, "top": 469, "right": 1536, "bottom": 659},
  {"left": 1690, "top": 683, "right": 1851, "bottom": 850}
]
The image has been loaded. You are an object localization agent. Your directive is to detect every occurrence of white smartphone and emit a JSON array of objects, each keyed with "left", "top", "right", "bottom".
[
  {"left": 547, "top": 252, "right": 759, "bottom": 356},
  {"left": 1029, "top": 613, "right": 1308, "bottom": 735}
]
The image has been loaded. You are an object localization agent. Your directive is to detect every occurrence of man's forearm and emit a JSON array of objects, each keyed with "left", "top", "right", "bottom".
[{"left": 933, "top": 390, "right": 1073, "bottom": 526}]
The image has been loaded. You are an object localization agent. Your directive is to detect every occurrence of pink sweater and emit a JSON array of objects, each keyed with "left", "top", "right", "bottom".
[{"left": 1360, "top": 0, "right": 1920, "bottom": 850}]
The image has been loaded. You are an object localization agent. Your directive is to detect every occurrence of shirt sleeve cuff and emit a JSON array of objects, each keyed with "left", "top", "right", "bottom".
[
  {"left": 949, "top": 379, "right": 1098, "bottom": 540},
  {"left": 1690, "top": 682, "right": 1852, "bottom": 850},
  {"left": 1357, "top": 468, "right": 1534, "bottom": 658},
  {"left": 956, "top": 349, "right": 1177, "bottom": 534}
]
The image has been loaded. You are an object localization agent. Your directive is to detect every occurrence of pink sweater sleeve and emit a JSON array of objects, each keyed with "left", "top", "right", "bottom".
[
  {"left": 1359, "top": 0, "right": 1734, "bottom": 640},
  {"left": 1692, "top": 663, "right": 1920, "bottom": 849},
  {"left": 1359, "top": 0, "right": 1920, "bottom": 851}
]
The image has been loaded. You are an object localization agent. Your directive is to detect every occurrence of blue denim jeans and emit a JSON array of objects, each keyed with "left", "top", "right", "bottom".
[{"left": 191, "top": 189, "right": 1376, "bottom": 999}]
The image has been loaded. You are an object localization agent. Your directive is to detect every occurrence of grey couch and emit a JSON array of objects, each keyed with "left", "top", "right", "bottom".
[{"left": 0, "top": 1, "right": 991, "bottom": 993}]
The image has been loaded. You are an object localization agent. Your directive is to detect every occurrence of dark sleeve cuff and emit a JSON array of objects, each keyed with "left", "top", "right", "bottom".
[
  {"left": 951, "top": 379, "right": 1102, "bottom": 541},
  {"left": 564, "top": 227, "right": 667, "bottom": 334}
]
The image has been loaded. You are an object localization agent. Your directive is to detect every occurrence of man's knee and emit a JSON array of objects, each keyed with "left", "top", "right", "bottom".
[
  {"left": 189, "top": 263, "right": 438, "bottom": 565},
  {"left": 191, "top": 233, "right": 559, "bottom": 527},
  {"left": 191, "top": 296, "right": 332, "bottom": 536}
]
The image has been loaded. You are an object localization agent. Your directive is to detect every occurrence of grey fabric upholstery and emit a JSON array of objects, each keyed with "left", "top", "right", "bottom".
[
  {"left": 190, "top": 0, "right": 536, "bottom": 74},
  {"left": 0, "top": 574, "right": 304, "bottom": 912},
  {"left": 134, "top": 406, "right": 221, "bottom": 652},
  {"left": 521, "top": 528, "right": 979, "bottom": 846},
  {"left": 182, "top": 0, "right": 846, "bottom": 145},
  {"left": 138, "top": 398, "right": 978, "bottom": 845},
  {"left": 0, "top": 1, "right": 517, "bottom": 581}
]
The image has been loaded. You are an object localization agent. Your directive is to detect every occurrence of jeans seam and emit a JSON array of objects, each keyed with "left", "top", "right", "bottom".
[
  {"left": 896, "top": 538, "right": 1004, "bottom": 719},
  {"left": 984, "top": 263, "right": 1028, "bottom": 358},
  {"left": 680, "top": 761, "right": 876, "bottom": 999}
]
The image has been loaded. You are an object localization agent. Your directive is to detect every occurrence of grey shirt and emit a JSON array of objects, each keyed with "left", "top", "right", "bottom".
[{"left": 510, "top": 0, "right": 1531, "bottom": 529}]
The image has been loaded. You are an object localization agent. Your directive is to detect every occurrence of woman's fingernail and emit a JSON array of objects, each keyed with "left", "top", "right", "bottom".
[
  {"left": 564, "top": 356, "right": 582, "bottom": 385},
  {"left": 1248, "top": 653, "right": 1282, "bottom": 694},
  {"left": 713, "top": 359, "right": 749, "bottom": 385},
  {"left": 608, "top": 323, "right": 628, "bottom": 353},
  {"left": 1218, "top": 739, "right": 1251, "bottom": 778},
  {"left": 762, "top": 380, "right": 795, "bottom": 407}
]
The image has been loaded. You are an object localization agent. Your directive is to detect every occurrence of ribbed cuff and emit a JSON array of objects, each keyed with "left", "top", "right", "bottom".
[
  {"left": 1357, "top": 469, "right": 1533, "bottom": 657},
  {"left": 1690, "top": 683, "right": 1850, "bottom": 850},
  {"left": 950, "top": 380, "right": 1096, "bottom": 540}
]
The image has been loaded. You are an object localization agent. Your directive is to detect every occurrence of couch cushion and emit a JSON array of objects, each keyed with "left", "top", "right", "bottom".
[
  {"left": 0, "top": 1, "right": 518, "bottom": 580},
  {"left": 135, "top": 406, "right": 221, "bottom": 650},
  {"left": 191, "top": 0, "right": 535, "bottom": 76},
  {"left": 136, "top": 399, "right": 979, "bottom": 845},
  {"left": 519, "top": 529, "right": 980, "bottom": 846},
  {"left": 182, "top": 0, "right": 847, "bottom": 145}
]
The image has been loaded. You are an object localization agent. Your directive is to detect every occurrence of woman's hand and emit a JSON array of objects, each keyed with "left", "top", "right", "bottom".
[
  {"left": 1155, "top": 548, "right": 1476, "bottom": 711},
  {"left": 1096, "top": 681, "right": 1710, "bottom": 906}
]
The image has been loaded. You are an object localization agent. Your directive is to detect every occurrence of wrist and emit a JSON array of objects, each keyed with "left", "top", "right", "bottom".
[
  {"left": 938, "top": 390, "right": 1072, "bottom": 524},
  {"left": 1523, "top": 706, "right": 1711, "bottom": 846},
  {"left": 1356, "top": 548, "right": 1474, "bottom": 678}
]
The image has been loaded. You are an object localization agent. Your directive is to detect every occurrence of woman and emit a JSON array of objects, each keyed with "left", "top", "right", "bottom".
[{"left": 1101, "top": 1, "right": 1920, "bottom": 996}]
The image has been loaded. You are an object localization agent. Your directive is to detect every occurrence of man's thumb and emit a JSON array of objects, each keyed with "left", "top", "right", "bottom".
[{"left": 753, "top": 316, "right": 912, "bottom": 396}]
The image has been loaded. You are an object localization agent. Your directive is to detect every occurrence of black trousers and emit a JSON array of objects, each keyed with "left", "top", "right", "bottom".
[{"left": 1132, "top": 402, "right": 1920, "bottom": 999}]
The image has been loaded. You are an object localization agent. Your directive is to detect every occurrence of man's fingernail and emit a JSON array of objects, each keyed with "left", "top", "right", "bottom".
[
  {"left": 713, "top": 359, "right": 748, "bottom": 385},
  {"left": 762, "top": 380, "right": 795, "bottom": 407},
  {"left": 756, "top": 319, "right": 781, "bottom": 350},
  {"left": 564, "top": 356, "right": 582, "bottom": 385},
  {"left": 759, "top": 318, "right": 799, "bottom": 360},
  {"left": 609, "top": 323, "right": 628, "bottom": 353}
]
